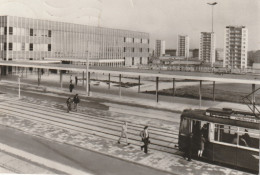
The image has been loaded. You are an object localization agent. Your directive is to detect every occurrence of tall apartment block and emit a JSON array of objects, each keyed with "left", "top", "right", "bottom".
[
  {"left": 199, "top": 32, "right": 216, "bottom": 66},
  {"left": 216, "top": 48, "right": 224, "bottom": 61},
  {"left": 177, "top": 35, "right": 189, "bottom": 58},
  {"left": 155, "top": 40, "right": 165, "bottom": 57},
  {"left": 223, "top": 26, "right": 248, "bottom": 69},
  {"left": 0, "top": 16, "right": 150, "bottom": 69}
]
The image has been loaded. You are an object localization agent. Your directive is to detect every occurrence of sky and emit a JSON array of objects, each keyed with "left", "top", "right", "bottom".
[{"left": 0, "top": 0, "right": 259, "bottom": 51}]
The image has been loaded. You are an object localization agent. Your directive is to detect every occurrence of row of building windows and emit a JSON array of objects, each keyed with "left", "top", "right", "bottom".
[
  {"left": 225, "top": 54, "right": 246, "bottom": 57},
  {"left": 0, "top": 27, "right": 52, "bottom": 37},
  {"left": 124, "top": 37, "right": 149, "bottom": 44},
  {"left": 123, "top": 47, "right": 149, "bottom": 53},
  {"left": 128, "top": 57, "right": 149, "bottom": 65},
  {"left": 1, "top": 43, "right": 51, "bottom": 51},
  {"left": 226, "top": 46, "right": 246, "bottom": 49}
]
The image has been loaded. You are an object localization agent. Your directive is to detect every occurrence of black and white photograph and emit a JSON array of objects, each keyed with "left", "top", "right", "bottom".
[{"left": 0, "top": 0, "right": 259, "bottom": 174}]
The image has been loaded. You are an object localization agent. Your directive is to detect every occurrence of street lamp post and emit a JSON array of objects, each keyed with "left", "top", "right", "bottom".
[
  {"left": 18, "top": 74, "right": 21, "bottom": 99},
  {"left": 86, "top": 43, "right": 90, "bottom": 96},
  {"left": 207, "top": 2, "right": 217, "bottom": 69},
  {"left": 207, "top": 2, "right": 217, "bottom": 33}
]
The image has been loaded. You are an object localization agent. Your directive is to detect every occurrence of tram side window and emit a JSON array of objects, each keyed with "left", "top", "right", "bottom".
[
  {"left": 180, "top": 118, "right": 189, "bottom": 135},
  {"left": 238, "top": 128, "right": 259, "bottom": 149},
  {"left": 214, "top": 124, "right": 238, "bottom": 145}
]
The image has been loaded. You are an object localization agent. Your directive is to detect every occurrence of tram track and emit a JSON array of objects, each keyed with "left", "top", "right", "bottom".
[
  {"left": 0, "top": 99, "right": 180, "bottom": 154},
  {"left": 7, "top": 99, "right": 179, "bottom": 137}
]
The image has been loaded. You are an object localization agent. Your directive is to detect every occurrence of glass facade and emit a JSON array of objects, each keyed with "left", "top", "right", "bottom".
[{"left": 0, "top": 16, "right": 150, "bottom": 67}]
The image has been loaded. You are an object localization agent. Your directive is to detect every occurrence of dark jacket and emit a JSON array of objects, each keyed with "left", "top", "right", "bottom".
[
  {"left": 73, "top": 96, "right": 80, "bottom": 104},
  {"left": 69, "top": 83, "right": 74, "bottom": 90}
]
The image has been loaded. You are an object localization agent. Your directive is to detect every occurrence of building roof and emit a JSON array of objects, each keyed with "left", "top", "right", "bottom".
[
  {"left": 1, "top": 61, "right": 260, "bottom": 85},
  {"left": 4, "top": 15, "right": 149, "bottom": 36},
  {"left": 226, "top": 26, "right": 246, "bottom": 29},
  {"left": 44, "top": 58, "right": 124, "bottom": 63}
]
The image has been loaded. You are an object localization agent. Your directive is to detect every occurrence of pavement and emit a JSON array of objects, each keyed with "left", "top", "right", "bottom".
[{"left": 0, "top": 86, "right": 255, "bottom": 174}]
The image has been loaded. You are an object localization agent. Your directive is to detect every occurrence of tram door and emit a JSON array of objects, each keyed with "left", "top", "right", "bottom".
[
  {"left": 178, "top": 117, "right": 192, "bottom": 151},
  {"left": 191, "top": 120, "right": 201, "bottom": 153},
  {"left": 191, "top": 120, "right": 209, "bottom": 156}
]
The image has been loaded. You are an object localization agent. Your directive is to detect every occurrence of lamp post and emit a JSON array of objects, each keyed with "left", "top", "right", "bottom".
[
  {"left": 86, "top": 42, "right": 90, "bottom": 96},
  {"left": 207, "top": 2, "right": 217, "bottom": 33},
  {"left": 18, "top": 74, "right": 21, "bottom": 99},
  {"left": 207, "top": 2, "right": 217, "bottom": 69}
]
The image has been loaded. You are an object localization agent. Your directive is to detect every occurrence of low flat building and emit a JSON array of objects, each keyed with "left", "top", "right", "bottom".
[
  {"left": 165, "top": 49, "right": 176, "bottom": 56},
  {"left": 252, "top": 63, "right": 260, "bottom": 73}
]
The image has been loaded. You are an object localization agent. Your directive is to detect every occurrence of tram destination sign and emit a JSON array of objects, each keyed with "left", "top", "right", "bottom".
[
  {"left": 230, "top": 115, "right": 260, "bottom": 124},
  {"left": 206, "top": 111, "right": 260, "bottom": 124}
]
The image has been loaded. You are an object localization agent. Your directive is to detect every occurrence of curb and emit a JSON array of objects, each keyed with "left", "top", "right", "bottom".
[{"left": 1, "top": 123, "right": 178, "bottom": 175}]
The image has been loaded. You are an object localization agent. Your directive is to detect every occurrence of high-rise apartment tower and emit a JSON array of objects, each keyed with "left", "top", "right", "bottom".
[
  {"left": 177, "top": 35, "right": 189, "bottom": 58},
  {"left": 155, "top": 40, "right": 165, "bottom": 57},
  {"left": 199, "top": 32, "right": 216, "bottom": 66},
  {"left": 223, "top": 26, "right": 248, "bottom": 69}
]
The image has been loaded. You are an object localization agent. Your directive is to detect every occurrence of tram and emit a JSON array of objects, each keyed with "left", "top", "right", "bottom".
[{"left": 178, "top": 108, "right": 259, "bottom": 173}]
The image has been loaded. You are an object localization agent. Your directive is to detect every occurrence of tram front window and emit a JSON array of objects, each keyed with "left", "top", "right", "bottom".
[{"left": 180, "top": 118, "right": 189, "bottom": 135}]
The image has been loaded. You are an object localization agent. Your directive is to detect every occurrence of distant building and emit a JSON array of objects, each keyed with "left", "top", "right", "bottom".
[
  {"left": 159, "top": 55, "right": 186, "bottom": 60},
  {"left": 216, "top": 48, "right": 224, "bottom": 61},
  {"left": 165, "top": 49, "right": 176, "bottom": 56},
  {"left": 189, "top": 49, "right": 193, "bottom": 58},
  {"left": 159, "top": 59, "right": 201, "bottom": 66},
  {"left": 192, "top": 49, "right": 199, "bottom": 58},
  {"left": 223, "top": 26, "right": 248, "bottom": 69},
  {"left": 155, "top": 40, "right": 165, "bottom": 57},
  {"left": 199, "top": 32, "right": 216, "bottom": 66},
  {"left": 177, "top": 35, "right": 189, "bottom": 58},
  {"left": 253, "top": 63, "right": 260, "bottom": 73}
]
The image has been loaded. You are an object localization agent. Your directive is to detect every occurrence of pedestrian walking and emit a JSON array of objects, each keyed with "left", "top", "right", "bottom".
[
  {"left": 198, "top": 133, "right": 205, "bottom": 157},
  {"left": 75, "top": 76, "right": 78, "bottom": 86},
  {"left": 66, "top": 97, "right": 72, "bottom": 113},
  {"left": 117, "top": 122, "right": 130, "bottom": 145},
  {"left": 140, "top": 126, "right": 150, "bottom": 154},
  {"left": 69, "top": 81, "right": 74, "bottom": 93},
  {"left": 183, "top": 133, "right": 193, "bottom": 161},
  {"left": 73, "top": 94, "right": 80, "bottom": 111}
]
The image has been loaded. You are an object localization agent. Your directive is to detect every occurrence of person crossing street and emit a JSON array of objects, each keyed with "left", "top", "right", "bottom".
[
  {"left": 118, "top": 122, "right": 130, "bottom": 145},
  {"left": 73, "top": 94, "right": 80, "bottom": 111},
  {"left": 69, "top": 80, "right": 74, "bottom": 93},
  {"left": 66, "top": 97, "right": 72, "bottom": 113},
  {"left": 140, "top": 126, "right": 150, "bottom": 154}
]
